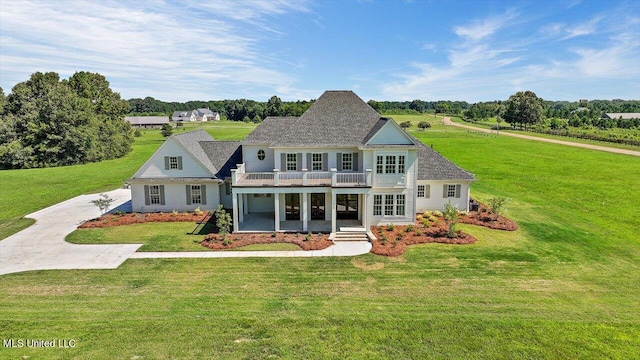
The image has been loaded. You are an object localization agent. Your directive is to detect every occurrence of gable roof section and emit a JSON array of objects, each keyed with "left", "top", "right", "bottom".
[
  {"left": 172, "top": 130, "right": 217, "bottom": 174},
  {"left": 200, "top": 141, "right": 243, "bottom": 179},
  {"left": 603, "top": 113, "right": 640, "bottom": 119},
  {"left": 273, "top": 91, "right": 383, "bottom": 147},
  {"left": 362, "top": 117, "right": 417, "bottom": 147},
  {"left": 411, "top": 135, "right": 475, "bottom": 181},
  {"left": 243, "top": 116, "right": 299, "bottom": 144}
]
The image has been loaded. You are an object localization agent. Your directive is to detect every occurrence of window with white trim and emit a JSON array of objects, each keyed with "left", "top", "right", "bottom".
[
  {"left": 191, "top": 185, "right": 202, "bottom": 204},
  {"left": 149, "top": 185, "right": 161, "bottom": 205},
  {"left": 169, "top": 156, "right": 179, "bottom": 169},
  {"left": 447, "top": 184, "right": 456, "bottom": 197},
  {"left": 398, "top": 155, "right": 405, "bottom": 174},
  {"left": 286, "top": 153, "right": 297, "bottom": 171},
  {"left": 417, "top": 185, "right": 425, "bottom": 197},
  {"left": 257, "top": 150, "right": 265, "bottom": 161},
  {"left": 312, "top": 153, "right": 323, "bottom": 171},
  {"left": 396, "top": 194, "right": 405, "bottom": 216},
  {"left": 385, "top": 156, "right": 396, "bottom": 174},
  {"left": 376, "top": 156, "right": 384, "bottom": 174},
  {"left": 342, "top": 153, "right": 353, "bottom": 171},
  {"left": 373, "top": 195, "right": 382, "bottom": 215},
  {"left": 384, "top": 194, "right": 394, "bottom": 216}
]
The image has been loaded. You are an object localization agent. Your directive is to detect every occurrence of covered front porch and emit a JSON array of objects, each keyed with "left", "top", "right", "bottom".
[{"left": 232, "top": 188, "right": 370, "bottom": 233}]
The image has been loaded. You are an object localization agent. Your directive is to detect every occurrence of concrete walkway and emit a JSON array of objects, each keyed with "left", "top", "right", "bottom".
[
  {"left": 0, "top": 189, "right": 371, "bottom": 276},
  {"left": 443, "top": 117, "right": 640, "bottom": 157}
]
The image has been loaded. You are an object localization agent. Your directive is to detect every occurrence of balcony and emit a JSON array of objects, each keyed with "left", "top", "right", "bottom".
[{"left": 232, "top": 164, "right": 371, "bottom": 187}]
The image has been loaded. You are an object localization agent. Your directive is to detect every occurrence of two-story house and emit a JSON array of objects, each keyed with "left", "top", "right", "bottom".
[{"left": 129, "top": 91, "right": 474, "bottom": 235}]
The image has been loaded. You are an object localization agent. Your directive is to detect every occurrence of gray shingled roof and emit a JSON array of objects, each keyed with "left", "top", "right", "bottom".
[
  {"left": 172, "top": 130, "right": 217, "bottom": 174},
  {"left": 272, "top": 91, "right": 383, "bottom": 147},
  {"left": 199, "top": 141, "right": 243, "bottom": 179},
  {"left": 243, "top": 117, "right": 299, "bottom": 144},
  {"left": 411, "top": 135, "right": 475, "bottom": 181}
]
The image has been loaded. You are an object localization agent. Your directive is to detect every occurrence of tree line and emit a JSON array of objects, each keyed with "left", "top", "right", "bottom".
[
  {"left": 0, "top": 72, "right": 133, "bottom": 169},
  {"left": 128, "top": 96, "right": 314, "bottom": 122},
  {"left": 464, "top": 96, "right": 640, "bottom": 130}
]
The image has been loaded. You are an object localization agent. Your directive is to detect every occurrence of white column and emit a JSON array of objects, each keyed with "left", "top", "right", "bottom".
[
  {"left": 232, "top": 193, "right": 239, "bottom": 232},
  {"left": 362, "top": 194, "right": 367, "bottom": 229},
  {"left": 242, "top": 194, "right": 248, "bottom": 214},
  {"left": 274, "top": 193, "right": 280, "bottom": 232},
  {"left": 331, "top": 191, "right": 337, "bottom": 233},
  {"left": 238, "top": 194, "right": 244, "bottom": 223},
  {"left": 302, "top": 192, "right": 308, "bottom": 232}
]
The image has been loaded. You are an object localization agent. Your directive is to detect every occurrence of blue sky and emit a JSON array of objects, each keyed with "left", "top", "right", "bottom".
[{"left": 1, "top": 0, "right": 639, "bottom": 102}]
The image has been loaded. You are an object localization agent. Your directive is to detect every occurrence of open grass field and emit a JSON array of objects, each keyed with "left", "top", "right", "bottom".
[
  {"left": 0, "top": 121, "right": 256, "bottom": 240},
  {"left": 1, "top": 118, "right": 639, "bottom": 358}
]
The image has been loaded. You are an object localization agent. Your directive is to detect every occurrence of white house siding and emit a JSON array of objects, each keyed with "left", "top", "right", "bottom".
[
  {"left": 220, "top": 182, "right": 233, "bottom": 209},
  {"left": 247, "top": 193, "right": 275, "bottom": 212},
  {"left": 273, "top": 148, "right": 365, "bottom": 171},
  {"left": 368, "top": 189, "right": 415, "bottom": 227},
  {"left": 243, "top": 145, "right": 275, "bottom": 172},
  {"left": 133, "top": 138, "right": 213, "bottom": 178},
  {"left": 415, "top": 180, "right": 472, "bottom": 213},
  {"left": 367, "top": 121, "right": 415, "bottom": 145},
  {"left": 131, "top": 183, "right": 220, "bottom": 213}
]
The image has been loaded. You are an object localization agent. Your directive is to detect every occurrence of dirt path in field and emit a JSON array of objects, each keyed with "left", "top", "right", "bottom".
[{"left": 442, "top": 118, "right": 640, "bottom": 157}]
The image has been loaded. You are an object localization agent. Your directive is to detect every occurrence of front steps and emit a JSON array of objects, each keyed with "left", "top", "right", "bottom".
[{"left": 333, "top": 231, "right": 370, "bottom": 242}]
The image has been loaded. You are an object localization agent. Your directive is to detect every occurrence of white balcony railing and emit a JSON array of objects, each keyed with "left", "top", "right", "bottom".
[{"left": 232, "top": 166, "right": 371, "bottom": 187}]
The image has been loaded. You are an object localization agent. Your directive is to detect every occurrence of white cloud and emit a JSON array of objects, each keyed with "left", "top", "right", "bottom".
[
  {"left": 453, "top": 10, "right": 518, "bottom": 42},
  {"left": 0, "top": 0, "right": 312, "bottom": 101}
]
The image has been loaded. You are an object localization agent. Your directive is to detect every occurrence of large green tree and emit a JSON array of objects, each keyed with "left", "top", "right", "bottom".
[
  {"left": 503, "top": 91, "right": 545, "bottom": 129},
  {"left": 0, "top": 72, "right": 133, "bottom": 169}
]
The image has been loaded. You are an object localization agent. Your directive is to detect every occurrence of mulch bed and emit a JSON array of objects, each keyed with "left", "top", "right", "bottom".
[
  {"left": 79, "top": 212, "right": 211, "bottom": 228},
  {"left": 370, "top": 222, "right": 477, "bottom": 257},
  {"left": 202, "top": 232, "right": 333, "bottom": 251},
  {"left": 459, "top": 204, "right": 518, "bottom": 231}
]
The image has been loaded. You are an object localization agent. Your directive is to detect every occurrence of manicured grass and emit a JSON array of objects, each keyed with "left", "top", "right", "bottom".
[
  {"left": 0, "top": 121, "right": 256, "bottom": 240},
  {"left": 0, "top": 218, "right": 35, "bottom": 240},
  {"left": 66, "top": 222, "right": 211, "bottom": 252},
  {"left": 228, "top": 243, "right": 301, "bottom": 251},
  {"left": 1, "top": 117, "right": 639, "bottom": 358}
]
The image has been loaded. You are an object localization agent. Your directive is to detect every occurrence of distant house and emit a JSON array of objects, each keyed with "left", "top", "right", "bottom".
[
  {"left": 172, "top": 109, "right": 220, "bottom": 122},
  {"left": 125, "top": 116, "right": 170, "bottom": 129},
  {"left": 602, "top": 113, "right": 640, "bottom": 119},
  {"left": 172, "top": 111, "right": 197, "bottom": 122},
  {"left": 195, "top": 108, "right": 220, "bottom": 121}
]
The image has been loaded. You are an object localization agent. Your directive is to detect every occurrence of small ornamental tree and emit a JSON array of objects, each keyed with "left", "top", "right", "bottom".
[
  {"left": 418, "top": 121, "right": 431, "bottom": 131},
  {"left": 400, "top": 121, "right": 411, "bottom": 129},
  {"left": 487, "top": 197, "right": 507, "bottom": 220},
  {"left": 161, "top": 123, "right": 173, "bottom": 137},
  {"left": 91, "top": 193, "right": 115, "bottom": 214},
  {"left": 214, "top": 205, "right": 232, "bottom": 239},
  {"left": 443, "top": 202, "right": 459, "bottom": 238}
]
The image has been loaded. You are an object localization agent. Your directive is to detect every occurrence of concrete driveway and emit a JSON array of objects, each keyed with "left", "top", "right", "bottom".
[
  {"left": 0, "top": 189, "right": 372, "bottom": 276},
  {"left": 0, "top": 189, "right": 141, "bottom": 276}
]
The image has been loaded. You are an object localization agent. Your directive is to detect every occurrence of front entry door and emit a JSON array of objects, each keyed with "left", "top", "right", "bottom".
[
  {"left": 311, "top": 193, "right": 325, "bottom": 220},
  {"left": 336, "top": 194, "right": 358, "bottom": 220},
  {"left": 285, "top": 193, "right": 300, "bottom": 220}
]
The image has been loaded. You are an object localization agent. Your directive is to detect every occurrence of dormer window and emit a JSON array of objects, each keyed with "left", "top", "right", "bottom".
[{"left": 257, "top": 149, "right": 265, "bottom": 161}]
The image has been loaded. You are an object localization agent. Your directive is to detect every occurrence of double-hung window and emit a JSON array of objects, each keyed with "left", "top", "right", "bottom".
[
  {"left": 149, "top": 185, "right": 161, "bottom": 205},
  {"left": 312, "top": 153, "right": 323, "bottom": 171},
  {"left": 447, "top": 184, "right": 456, "bottom": 198},
  {"left": 373, "top": 195, "right": 382, "bottom": 215},
  {"left": 376, "top": 156, "right": 384, "bottom": 174},
  {"left": 384, "top": 195, "right": 394, "bottom": 216},
  {"left": 398, "top": 155, "right": 405, "bottom": 174},
  {"left": 169, "top": 156, "right": 179, "bottom": 169},
  {"left": 417, "top": 185, "right": 425, "bottom": 198},
  {"left": 385, "top": 156, "right": 396, "bottom": 174},
  {"left": 286, "top": 153, "right": 297, "bottom": 171},
  {"left": 342, "top": 153, "right": 353, "bottom": 171},
  {"left": 396, "top": 194, "right": 405, "bottom": 216},
  {"left": 190, "top": 185, "right": 202, "bottom": 204}
]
